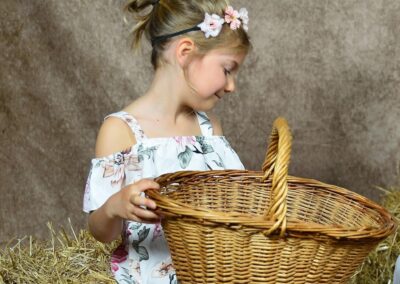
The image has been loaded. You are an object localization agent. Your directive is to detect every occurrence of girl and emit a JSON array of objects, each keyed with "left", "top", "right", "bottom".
[{"left": 83, "top": 0, "right": 251, "bottom": 283}]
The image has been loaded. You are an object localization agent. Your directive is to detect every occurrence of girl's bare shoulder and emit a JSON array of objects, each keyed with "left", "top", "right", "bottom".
[{"left": 95, "top": 116, "right": 136, "bottom": 158}]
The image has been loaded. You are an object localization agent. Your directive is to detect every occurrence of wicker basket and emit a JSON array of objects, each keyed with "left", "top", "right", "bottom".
[{"left": 147, "top": 117, "right": 397, "bottom": 284}]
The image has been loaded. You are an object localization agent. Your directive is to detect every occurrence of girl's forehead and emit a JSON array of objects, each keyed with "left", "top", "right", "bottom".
[{"left": 207, "top": 49, "right": 246, "bottom": 64}]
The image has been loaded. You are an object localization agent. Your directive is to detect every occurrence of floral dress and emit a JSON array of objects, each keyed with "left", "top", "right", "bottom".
[{"left": 83, "top": 111, "right": 244, "bottom": 284}]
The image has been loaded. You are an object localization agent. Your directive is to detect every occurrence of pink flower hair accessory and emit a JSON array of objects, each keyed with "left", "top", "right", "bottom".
[
  {"left": 197, "top": 5, "right": 249, "bottom": 38},
  {"left": 224, "top": 6, "right": 249, "bottom": 31},
  {"left": 151, "top": 5, "right": 249, "bottom": 46}
]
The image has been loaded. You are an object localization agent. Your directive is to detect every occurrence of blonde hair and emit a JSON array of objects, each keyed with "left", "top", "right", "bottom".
[{"left": 125, "top": 0, "right": 252, "bottom": 70}]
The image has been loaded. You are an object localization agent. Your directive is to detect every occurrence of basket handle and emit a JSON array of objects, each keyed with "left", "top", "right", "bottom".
[{"left": 261, "top": 117, "right": 292, "bottom": 237}]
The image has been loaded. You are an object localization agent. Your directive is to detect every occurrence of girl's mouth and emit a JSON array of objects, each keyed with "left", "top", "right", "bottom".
[{"left": 214, "top": 93, "right": 221, "bottom": 99}]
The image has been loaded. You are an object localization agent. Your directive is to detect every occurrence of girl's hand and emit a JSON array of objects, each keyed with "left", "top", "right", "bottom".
[{"left": 106, "top": 179, "right": 161, "bottom": 223}]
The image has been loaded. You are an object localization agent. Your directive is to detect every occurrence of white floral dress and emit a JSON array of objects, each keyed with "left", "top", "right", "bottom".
[{"left": 83, "top": 111, "right": 244, "bottom": 284}]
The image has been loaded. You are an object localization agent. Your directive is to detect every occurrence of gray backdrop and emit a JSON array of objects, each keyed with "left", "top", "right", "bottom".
[{"left": 1, "top": 0, "right": 399, "bottom": 242}]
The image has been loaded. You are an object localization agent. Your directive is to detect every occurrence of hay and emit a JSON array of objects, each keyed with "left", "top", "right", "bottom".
[
  {"left": 350, "top": 187, "right": 400, "bottom": 284},
  {"left": 0, "top": 219, "right": 118, "bottom": 284},
  {"left": 0, "top": 188, "right": 399, "bottom": 284}
]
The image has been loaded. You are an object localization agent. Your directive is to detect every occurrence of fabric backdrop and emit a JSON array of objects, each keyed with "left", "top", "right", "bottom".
[{"left": 1, "top": 0, "right": 399, "bottom": 242}]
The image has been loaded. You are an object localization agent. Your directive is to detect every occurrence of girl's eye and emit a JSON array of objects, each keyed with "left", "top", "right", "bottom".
[{"left": 224, "top": 68, "right": 231, "bottom": 76}]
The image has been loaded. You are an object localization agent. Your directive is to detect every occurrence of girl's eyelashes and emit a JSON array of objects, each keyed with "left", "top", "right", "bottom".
[{"left": 224, "top": 68, "right": 231, "bottom": 76}]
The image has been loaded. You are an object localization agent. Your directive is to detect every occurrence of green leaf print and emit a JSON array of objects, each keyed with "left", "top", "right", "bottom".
[
  {"left": 129, "top": 223, "right": 142, "bottom": 231},
  {"left": 131, "top": 243, "right": 149, "bottom": 262},
  {"left": 138, "top": 144, "right": 158, "bottom": 163},
  {"left": 178, "top": 146, "right": 193, "bottom": 168},
  {"left": 213, "top": 153, "right": 225, "bottom": 168},
  {"left": 196, "top": 136, "right": 204, "bottom": 144},
  {"left": 131, "top": 226, "right": 150, "bottom": 262},
  {"left": 132, "top": 239, "right": 140, "bottom": 248},
  {"left": 137, "top": 246, "right": 149, "bottom": 261},
  {"left": 120, "top": 268, "right": 133, "bottom": 284},
  {"left": 138, "top": 227, "right": 150, "bottom": 242},
  {"left": 170, "top": 274, "right": 178, "bottom": 284},
  {"left": 94, "top": 160, "right": 102, "bottom": 168},
  {"left": 196, "top": 136, "right": 214, "bottom": 154},
  {"left": 197, "top": 112, "right": 212, "bottom": 130},
  {"left": 201, "top": 143, "right": 214, "bottom": 154}
]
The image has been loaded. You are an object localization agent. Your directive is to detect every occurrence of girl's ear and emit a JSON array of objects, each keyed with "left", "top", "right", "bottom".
[{"left": 175, "top": 37, "right": 196, "bottom": 67}]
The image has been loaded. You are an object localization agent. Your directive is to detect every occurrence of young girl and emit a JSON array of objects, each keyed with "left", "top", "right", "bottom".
[{"left": 83, "top": 0, "right": 251, "bottom": 283}]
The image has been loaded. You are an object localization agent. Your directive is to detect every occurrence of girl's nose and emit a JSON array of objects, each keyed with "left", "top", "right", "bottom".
[{"left": 224, "top": 77, "right": 236, "bottom": 93}]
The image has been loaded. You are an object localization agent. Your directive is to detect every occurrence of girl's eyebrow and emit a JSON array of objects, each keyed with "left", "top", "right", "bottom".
[
  {"left": 227, "top": 60, "right": 239, "bottom": 70},
  {"left": 233, "top": 61, "right": 239, "bottom": 69}
]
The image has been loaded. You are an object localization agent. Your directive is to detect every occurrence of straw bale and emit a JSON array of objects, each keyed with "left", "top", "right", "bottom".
[
  {"left": 350, "top": 187, "right": 400, "bottom": 284},
  {"left": 1, "top": 188, "right": 399, "bottom": 283},
  {"left": 0, "top": 220, "right": 118, "bottom": 283}
]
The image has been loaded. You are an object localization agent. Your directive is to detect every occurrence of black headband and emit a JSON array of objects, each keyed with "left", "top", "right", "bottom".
[
  {"left": 150, "top": 4, "right": 249, "bottom": 47},
  {"left": 151, "top": 26, "right": 201, "bottom": 47}
]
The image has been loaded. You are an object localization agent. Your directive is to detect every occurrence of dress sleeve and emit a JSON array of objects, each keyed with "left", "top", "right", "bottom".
[{"left": 83, "top": 148, "right": 142, "bottom": 213}]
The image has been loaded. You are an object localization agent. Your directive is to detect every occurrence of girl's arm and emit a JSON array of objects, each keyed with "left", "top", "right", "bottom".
[
  {"left": 88, "top": 197, "right": 123, "bottom": 243},
  {"left": 87, "top": 118, "right": 160, "bottom": 243},
  {"left": 88, "top": 179, "right": 160, "bottom": 243}
]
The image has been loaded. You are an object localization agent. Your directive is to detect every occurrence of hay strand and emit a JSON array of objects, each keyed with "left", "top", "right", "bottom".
[{"left": 0, "top": 219, "right": 118, "bottom": 283}]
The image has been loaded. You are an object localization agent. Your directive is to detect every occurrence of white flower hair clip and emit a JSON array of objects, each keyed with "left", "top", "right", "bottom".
[
  {"left": 197, "top": 13, "right": 225, "bottom": 38},
  {"left": 198, "top": 6, "right": 249, "bottom": 38},
  {"left": 151, "top": 5, "right": 249, "bottom": 46}
]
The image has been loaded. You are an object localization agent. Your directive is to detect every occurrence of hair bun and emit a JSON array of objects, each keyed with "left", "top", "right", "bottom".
[
  {"left": 125, "top": 0, "right": 157, "bottom": 14},
  {"left": 124, "top": 0, "right": 251, "bottom": 71}
]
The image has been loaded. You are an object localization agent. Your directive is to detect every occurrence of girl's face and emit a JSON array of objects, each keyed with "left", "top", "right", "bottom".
[{"left": 185, "top": 48, "right": 247, "bottom": 110}]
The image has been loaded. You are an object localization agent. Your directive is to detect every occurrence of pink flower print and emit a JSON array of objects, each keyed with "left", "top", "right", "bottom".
[
  {"left": 125, "top": 154, "right": 141, "bottom": 171},
  {"left": 102, "top": 153, "right": 126, "bottom": 187},
  {"left": 111, "top": 244, "right": 128, "bottom": 264},
  {"left": 173, "top": 136, "right": 196, "bottom": 147},
  {"left": 152, "top": 223, "right": 163, "bottom": 241},
  {"left": 121, "top": 113, "right": 146, "bottom": 140},
  {"left": 112, "top": 165, "right": 125, "bottom": 186},
  {"left": 151, "top": 257, "right": 175, "bottom": 278},
  {"left": 102, "top": 152, "right": 141, "bottom": 187},
  {"left": 198, "top": 13, "right": 225, "bottom": 38},
  {"left": 111, "top": 244, "right": 128, "bottom": 274},
  {"left": 225, "top": 6, "right": 241, "bottom": 30},
  {"left": 130, "top": 260, "right": 142, "bottom": 283},
  {"left": 111, "top": 263, "right": 119, "bottom": 273}
]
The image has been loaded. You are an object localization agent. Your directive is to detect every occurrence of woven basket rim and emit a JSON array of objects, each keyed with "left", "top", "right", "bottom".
[{"left": 149, "top": 169, "right": 398, "bottom": 240}]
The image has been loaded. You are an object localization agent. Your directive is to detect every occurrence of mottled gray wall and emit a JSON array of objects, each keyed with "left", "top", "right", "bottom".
[{"left": 1, "top": 0, "right": 399, "bottom": 242}]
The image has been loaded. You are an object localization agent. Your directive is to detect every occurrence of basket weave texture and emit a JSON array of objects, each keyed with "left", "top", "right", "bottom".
[{"left": 147, "top": 118, "right": 397, "bottom": 284}]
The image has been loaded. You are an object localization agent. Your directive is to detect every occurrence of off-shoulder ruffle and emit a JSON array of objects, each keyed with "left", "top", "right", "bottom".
[{"left": 83, "top": 135, "right": 243, "bottom": 213}]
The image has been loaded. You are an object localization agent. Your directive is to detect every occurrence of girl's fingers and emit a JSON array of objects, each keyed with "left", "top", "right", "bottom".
[
  {"left": 134, "top": 179, "right": 160, "bottom": 193},
  {"left": 123, "top": 179, "right": 160, "bottom": 222},
  {"left": 129, "top": 205, "right": 160, "bottom": 222},
  {"left": 130, "top": 195, "right": 157, "bottom": 210}
]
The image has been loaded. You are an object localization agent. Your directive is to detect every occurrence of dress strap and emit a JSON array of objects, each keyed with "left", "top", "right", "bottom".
[
  {"left": 195, "top": 111, "right": 213, "bottom": 136},
  {"left": 104, "top": 111, "right": 147, "bottom": 142}
]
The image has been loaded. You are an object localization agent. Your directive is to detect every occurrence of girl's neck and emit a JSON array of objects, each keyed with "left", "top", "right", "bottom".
[{"left": 127, "top": 65, "right": 195, "bottom": 124}]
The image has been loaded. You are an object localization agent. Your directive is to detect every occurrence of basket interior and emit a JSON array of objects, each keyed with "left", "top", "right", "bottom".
[{"left": 159, "top": 173, "right": 385, "bottom": 231}]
